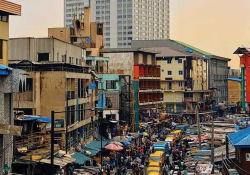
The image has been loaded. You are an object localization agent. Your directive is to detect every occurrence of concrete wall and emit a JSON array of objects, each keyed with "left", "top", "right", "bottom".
[
  {"left": 209, "top": 58, "right": 228, "bottom": 103},
  {"left": 103, "top": 52, "right": 134, "bottom": 78},
  {"left": 228, "top": 80, "right": 241, "bottom": 104},
  {"left": 40, "top": 71, "right": 66, "bottom": 119},
  {"left": 48, "top": 28, "right": 71, "bottom": 43},
  {"left": 192, "top": 58, "right": 207, "bottom": 91},
  {"left": 157, "top": 58, "right": 185, "bottom": 81},
  {"left": 0, "top": 20, "right": 9, "bottom": 66},
  {"left": 9, "top": 38, "right": 83, "bottom": 66}
]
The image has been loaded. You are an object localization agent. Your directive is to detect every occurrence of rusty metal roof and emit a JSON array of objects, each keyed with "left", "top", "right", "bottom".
[{"left": 0, "top": 0, "right": 21, "bottom": 16}]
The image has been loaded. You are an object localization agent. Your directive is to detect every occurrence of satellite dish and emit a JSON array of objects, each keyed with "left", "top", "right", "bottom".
[
  {"left": 189, "top": 49, "right": 193, "bottom": 53},
  {"left": 185, "top": 48, "right": 189, "bottom": 52},
  {"left": 86, "top": 37, "right": 91, "bottom": 43}
]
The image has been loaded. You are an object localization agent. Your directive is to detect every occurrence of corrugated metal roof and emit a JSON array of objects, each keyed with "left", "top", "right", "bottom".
[
  {"left": 174, "top": 40, "right": 212, "bottom": 56},
  {"left": 228, "top": 78, "right": 241, "bottom": 82},
  {"left": 147, "top": 47, "right": 201, "bottom": 58},
  {"left": 227, "top": 127, "right": 250, "bottom": 148}
]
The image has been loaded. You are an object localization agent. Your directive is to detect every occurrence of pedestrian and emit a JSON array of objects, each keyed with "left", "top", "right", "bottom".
[
  {"left": 69, "top": 165, "right": 74, "bottom": 175},
  {"left": 162, "top": 163, "right": 168, "bottom": 175}
]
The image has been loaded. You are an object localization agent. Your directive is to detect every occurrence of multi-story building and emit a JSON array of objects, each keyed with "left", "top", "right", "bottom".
[
  {"left": 228, "top": 78, "right": 241, "bottom": 105},
  {"left": 101, "top": 48, "right": 161, "bottom": 131},
  {"left": 151, "top": 47, "right": 209, "bottom": 114},
  {"left": 132, "top": 40, "right": 231, "bottom": 105},
  {"left": 8, "top": 37, "right": 98, "bottom": 150},
  {"left": 50, "top": 7, "right": 104, "bottom": 57},
  {"left": 64, "top": 0, "right": 96, "bottom": 27},
  {"left": 64, "top": 0, "right": 170, "bottom": 48},
  {"left": 0, "top": 0, "right": 23, "bottom": 173}
]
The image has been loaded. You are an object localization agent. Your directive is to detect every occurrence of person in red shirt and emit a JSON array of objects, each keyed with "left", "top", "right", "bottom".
[{"left": 140, "top": 148, "right": 144, "bottom": 154}]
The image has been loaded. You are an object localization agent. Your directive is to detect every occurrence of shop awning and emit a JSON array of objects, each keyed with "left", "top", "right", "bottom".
[
  {"left": 71, "top": 152, "right": 90, "bottom": 165},
  {"left": 39, "top": 156, "right": 75, "bottom": 167},
  {"left": 85, "top": 140, "right": 109, "bottom": 155},
  {"left": 17, "top": 116, "right": 51, "bottom": 123}
]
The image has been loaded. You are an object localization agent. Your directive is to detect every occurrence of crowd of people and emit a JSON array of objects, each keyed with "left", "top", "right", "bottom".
[{"left": 100, "top": 122, "right": 189, "bottom": 175}]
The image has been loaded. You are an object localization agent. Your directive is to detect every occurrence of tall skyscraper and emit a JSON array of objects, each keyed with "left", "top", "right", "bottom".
[
  {"left": 64, "top": 0, "right": 96, "bottom": 27},
  {"left": 64, "top": 0, "right": 170, "bottom": 48}
]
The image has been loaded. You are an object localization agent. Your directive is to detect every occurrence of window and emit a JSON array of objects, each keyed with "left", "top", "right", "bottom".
[
  {"left": 76, "top": 58, "right": 78, "bottom": 65},
  {"left": 26, "top": 78, "right": 33, "bottom": 91},
  {"left": 106, "top": 81, "right": 117, "bottom": 89},
  {"left": 168, "top": 71, "right": 172, "bottom": 75},
  {"left": 162, "top": 69, "right": 164, "bottom": 72},
  {"left": 178, "top": 59, "right": 182, "bottom": 63},
  {"left": 38, "top": 53, "right": 49, "bottom": 62},
  {"left": 179, "top": 81, "right": 183, "bottom": 87},
  {"left": 69, "top": 57, "right": 72, "bottom": 64},
  {"left": 0, "top": 40, "right": 2, "bottom": 59},
  {"left": 168, "top": 82, "right": 172, "bottom": 90},
  {"left": 167, "top": 59, "right": 171, "bottom": 64},
  {"left": 0, "top": 15, "right": 8, "bottom": 22},
  {"left": 179, "top": 71, "right": 183, "bottom": 75},
  {"left": 166, "top": 104, "right": 174, "bottom": 112}
]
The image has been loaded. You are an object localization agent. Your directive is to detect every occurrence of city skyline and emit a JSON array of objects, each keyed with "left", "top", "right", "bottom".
[{"left": 8, "top": 0, "right": 250, "bottom": 68}]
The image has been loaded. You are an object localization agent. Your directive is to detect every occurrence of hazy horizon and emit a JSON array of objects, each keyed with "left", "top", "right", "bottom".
[{"left": 8, "top": 0, "right": 250, "bottom": 69}]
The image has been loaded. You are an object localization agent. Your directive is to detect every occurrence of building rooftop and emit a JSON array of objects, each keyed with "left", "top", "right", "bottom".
[
  {"left": 101, "top": 48, "right": 160, "bottom": 54},
  {"left": 227, "top": 127, "right": 250, "bottom": 148},
  {"left": 132, "top": 39, "right": 231, "bottom": 61},
  {"left": 147, "top": 46, "right": 201, "bottom": 58},
  {"left": 0, "top": 0, "right": 21, "bottom": 16}
]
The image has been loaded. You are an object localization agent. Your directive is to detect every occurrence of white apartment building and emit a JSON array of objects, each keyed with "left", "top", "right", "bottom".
[
  {"left": 64, "top": 0, "right": 96, "bottom": 27},
  {"left": 64, "top": 0, "right": 170, "bottom": 48}
]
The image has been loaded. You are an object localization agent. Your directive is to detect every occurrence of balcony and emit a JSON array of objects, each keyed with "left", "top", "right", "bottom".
[{"left": 14, "top": 91, "right": 33, "bottom": 101}]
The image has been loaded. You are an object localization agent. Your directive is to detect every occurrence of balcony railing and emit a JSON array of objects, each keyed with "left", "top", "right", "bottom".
[{"left": 14, "top": 91, "right": 33, "bottom": 101}]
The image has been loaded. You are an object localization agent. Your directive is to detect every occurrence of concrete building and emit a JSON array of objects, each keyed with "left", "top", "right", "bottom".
[
  {"left": 64, "top": 0, "right": 96, "bottom": 27},
  {"left": 152, "top": 47, "right": 209, "bottom": 113},
  {"left": 229, "top": 69, "right": 241, "bottom": 78},
  {"left": 50, "top": 7, "right": 104, "bottom": 57},
  {"left": 101, "top": 48, "right": 161, "bottom": 130},
  {"left": 228, "top": 78, "right": 241, "bottom": 105},
  {"left": 132, "top": 40, "right": 231, "bottom": 105},
  {"left": 8, "top": 37, "right": 98, "bottom": 151},
  {"left": 0, "top": 0, "right": 23, "bottom": 173},
  {"left": 82, "top": 0, "right": 169, "bottom": 48}
]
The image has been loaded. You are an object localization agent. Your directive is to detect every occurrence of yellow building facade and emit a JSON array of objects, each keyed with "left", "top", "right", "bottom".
[{"left": 0, "top": 0, "right": 21, "bottom": 66}]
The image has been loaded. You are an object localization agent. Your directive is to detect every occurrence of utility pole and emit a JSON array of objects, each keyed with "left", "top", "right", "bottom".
[
  {"left": 196, "top": 104, "right": 201, "bottom": 150},
  {"left": 211, "top": 113, "right": 215, "bottom": 174},
  {"left": 66, "top": 96, "right": 69, "bottom": 154},
  {"left": 50, "top": 111, "right": 55, "bottom": 175}
]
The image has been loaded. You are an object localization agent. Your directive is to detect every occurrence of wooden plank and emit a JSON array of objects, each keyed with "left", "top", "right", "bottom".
[{"left": 0, "top": 123, "right": 22, "bottom": 136}]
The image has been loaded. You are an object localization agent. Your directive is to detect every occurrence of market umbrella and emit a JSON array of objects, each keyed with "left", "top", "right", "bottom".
[
  {"left": 195, "top": 135, "right": 207, "bottom": 142},
  {"left": 122, "top": 140, "right": 131, "bottom": 146},
  {"left": 109, "top": 141, "right": 123, "bottom": 146},
  {"left": 104, "top": 143, "right": 123, "bottom": 151}
]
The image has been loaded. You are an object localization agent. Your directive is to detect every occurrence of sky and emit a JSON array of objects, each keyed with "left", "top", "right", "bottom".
[{"left": 9, "top": 0, "right": 250, "bottom": 69}]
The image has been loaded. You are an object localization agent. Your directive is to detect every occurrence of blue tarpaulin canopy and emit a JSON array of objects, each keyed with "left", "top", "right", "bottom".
[
  {"left": 71, "top": 152, "right": 90, "bottom": 165},
  {"left": 0, "top": 64, "right": 13, "bottom": 75},
  {"left": 227, "top": 127, "right": 250, "bottom": 148},
  {"left": 85, "top": 140, "right": 109, "bottom": 155},
  {"left": 21, "top": 116, "right": 51, "bottom": 123}
]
